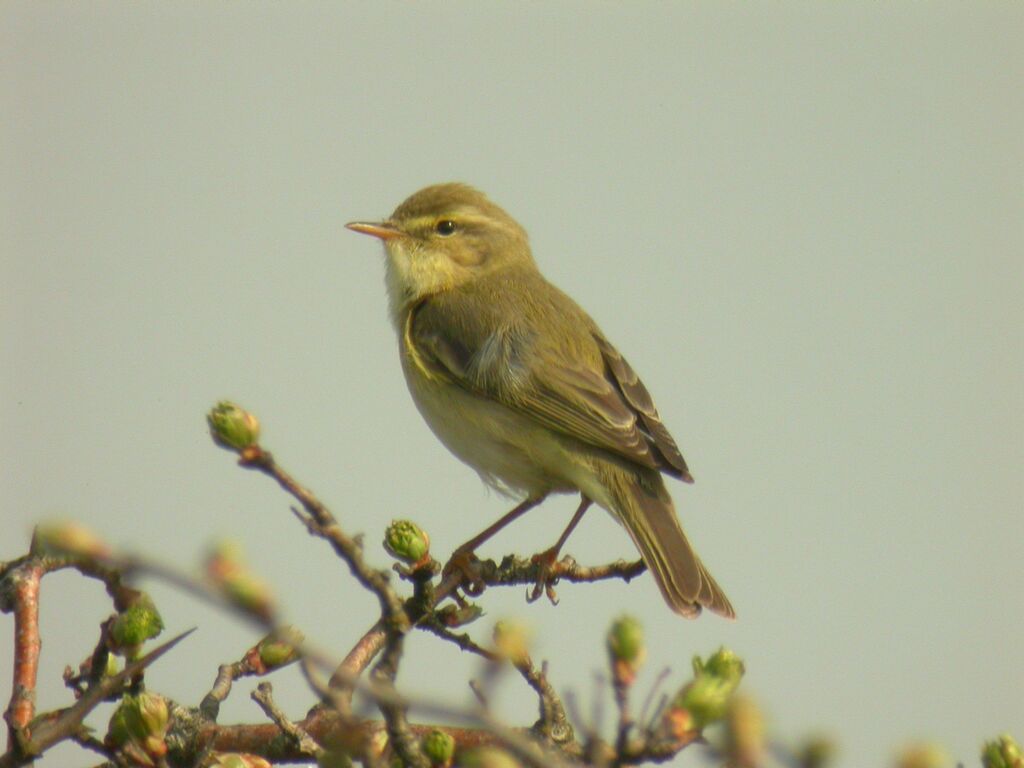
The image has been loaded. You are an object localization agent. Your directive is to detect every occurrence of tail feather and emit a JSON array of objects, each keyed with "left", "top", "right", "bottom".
[{"left": 608, "top": 469, "right": 734, "bottom": 619}]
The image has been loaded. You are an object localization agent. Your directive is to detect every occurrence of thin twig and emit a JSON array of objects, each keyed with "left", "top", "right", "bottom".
[
  {"left": 420, "top": 621, "right": 498, "bottom": 661},
  {"left": 200, "top": 661, "right": 248, "bottom": 721},
  {"left": 251, "top": 682, "right": 321, "bottom": 759},
  {"left": 323, "top": 620, "right": 386, "bottom": 714},
  {"left": 612, "top": 671, "right": 632, "bottom": 765},
  {"left": 240, "top": 448, "right": 407, "bottom": 625},
  {"left": 512, "top": 657, "right": 574, "bottom": 747},
  {"left": 469, "top": 679, "right": 490, "bottom": 710},
  {"left": 370, "top": 633, "right": 427, "bottom": 768},
  {"left": 113, "top": 550, "right": 571, "bottom": 768},
  {"left": 638, "top": 667, "right": 671, "bottom": 733}
]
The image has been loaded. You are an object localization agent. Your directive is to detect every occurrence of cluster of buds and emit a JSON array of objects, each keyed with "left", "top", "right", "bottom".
[
  {"left": 421, "top": 728, "right": 456, "bottom": 767},
  {"left": 606, "top": 615, "right": 645, "bottom": 686},
  {"left": 207, "top": 401, "right": 261, "bottom": 453},
  {"left": 383, "top": 519, "right": 431, "bottom": 567},
  {"left": 32, "top": 520, "right": 111, "bottom": 560},
  {"left": 247, "top": 625, "right": 305, "bottom": 674},
  {"left": 663, "top": 646, "right": 745, "bottom": 739},
  {"left": 205, "top": 540, "right": 276, "bottom": 620},
  {"left": 109, "top": 591, "right": 164, "bottom": 660},
  {"left": 983, "top": 735, "right": 1023, "bottom": 768},
  {"left": 106, "top": 691, "right": 170, "bottom": 766}
]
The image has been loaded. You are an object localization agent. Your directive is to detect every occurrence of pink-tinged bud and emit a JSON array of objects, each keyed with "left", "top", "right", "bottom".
[
  {"left": 254, "top": 626, "right": 304, "bottom": 672},
  {"left": 205, "top": 540, "right": 276, "bottom": 620},
  {"left": 107, "top": 691, "right": 169, "bottom": 761},
  {"left": 33, "top": 520, "right": 111, "bottom": 560},
  {"left": 662, "top": 706, "right": 697, "bottom": 742},
  {"left": 606, "top": 615, "right": 645, "bottom": 684}
]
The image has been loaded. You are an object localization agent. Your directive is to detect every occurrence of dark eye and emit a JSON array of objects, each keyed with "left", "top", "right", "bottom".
[{"left": 435, "top": 220, "right": 456, "bottom": 236}]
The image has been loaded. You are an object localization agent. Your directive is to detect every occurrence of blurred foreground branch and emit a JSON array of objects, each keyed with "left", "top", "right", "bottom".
[{"left": 1, "top": 402, "right": 1014, "bottom": 768}]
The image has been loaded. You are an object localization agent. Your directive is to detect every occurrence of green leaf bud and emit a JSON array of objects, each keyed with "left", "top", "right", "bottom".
[
  {"left": 983, "top": 734, "right": 1023, "bottom": 768},
  {"left": 676, "top": 673, "right": 734, "bottom": 727},
  {"left": 110, "top": 593, "right": 164, "bottom": 655},
  {"left": 607, "top": 615, "right": 645, "bottom": 664},
  {"left": 256, "top": 626, "right": 304, "bottom": 671},
  {"left": 422, "top": 728, "right": 456, "bottom": 767},
  {"left": 207, "top": 401, "right": 260, "bottom": 452},
  {"left": 383, "top": 519, "right": 431, "bottom": 564},
  {"left": 205, "top": 540, "right": 275, "bottom": 619},
  {"left": 695, "top": 646, "right": 745, "bottom": 689}
]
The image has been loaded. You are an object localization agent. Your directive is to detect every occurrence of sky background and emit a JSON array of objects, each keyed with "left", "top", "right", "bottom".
[{"left": 2, "top": 3, "right": 1022, "bottom": 767}]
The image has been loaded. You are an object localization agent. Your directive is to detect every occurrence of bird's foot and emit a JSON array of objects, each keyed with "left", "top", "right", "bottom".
[
  {"left": 442, "top": 548, "right": 487, "bottom": 597},
  {"left": 526, "top": 547, "right": 568, "bottom": 606}
]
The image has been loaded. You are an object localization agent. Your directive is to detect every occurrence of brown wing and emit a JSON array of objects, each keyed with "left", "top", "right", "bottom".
[
  {"left": 593, "top": 334, "right": 693, "bottom": 482},
  {"left": 409, "top": 292, "right": 692, "bottom": 481}
]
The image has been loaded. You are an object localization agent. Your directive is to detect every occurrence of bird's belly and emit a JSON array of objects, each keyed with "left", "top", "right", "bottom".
[{"left": 402, "top": 360, "right": 573, "bottom": 499}]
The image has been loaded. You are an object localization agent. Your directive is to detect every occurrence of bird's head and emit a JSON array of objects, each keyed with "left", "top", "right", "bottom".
[{"left": 347, "top": 183, "right": 533, "bottom": 313}]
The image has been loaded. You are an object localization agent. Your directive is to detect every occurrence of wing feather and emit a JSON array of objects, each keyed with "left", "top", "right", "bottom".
[{"left": 408, "top": 284, "right": 690, "bottom": 480}]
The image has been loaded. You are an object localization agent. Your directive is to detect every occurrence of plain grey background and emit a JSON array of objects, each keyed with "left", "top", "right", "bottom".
[{"left": 3, "top": 3, "right": 1022, "bottom": 766}]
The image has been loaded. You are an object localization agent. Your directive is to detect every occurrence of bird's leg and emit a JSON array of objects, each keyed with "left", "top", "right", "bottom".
[
  {"left": 443, "top": 495, "right": 547, "bottom": 595},
  {"left": 528, "top": 495, "right": 593, "bottom": 604}
]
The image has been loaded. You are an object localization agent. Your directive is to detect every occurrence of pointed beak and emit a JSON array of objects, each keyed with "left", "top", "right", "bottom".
[{"left": 345, "top": 221, "right": 404, "bottom": 241}]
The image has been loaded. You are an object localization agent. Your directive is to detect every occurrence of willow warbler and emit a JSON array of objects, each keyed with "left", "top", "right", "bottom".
[{"left": 347, "top": 184, "right": 733, "bottom": 619}]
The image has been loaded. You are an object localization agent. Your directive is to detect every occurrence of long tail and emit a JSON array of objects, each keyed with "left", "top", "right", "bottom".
[{"left": 605, "top": 467, "right": 735, "bottom": 619}]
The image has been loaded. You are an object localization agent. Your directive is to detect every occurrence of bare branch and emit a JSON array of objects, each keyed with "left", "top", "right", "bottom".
[{"left": 250, "top": 682, "right": 320, "bottom": 759}]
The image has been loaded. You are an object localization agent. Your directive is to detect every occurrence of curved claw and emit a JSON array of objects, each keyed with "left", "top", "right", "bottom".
[
  {"left": 526, "top": 548, "right": 564, "bottom": 606},
  {"left": 443, "top": 549, "right": 486, "bottom": 597},
  {"left": 544, "top": 583, "right": 560, "bottom": 605},
  {"left": 462, "top": 578, "right": 486, "bottom": 597}
]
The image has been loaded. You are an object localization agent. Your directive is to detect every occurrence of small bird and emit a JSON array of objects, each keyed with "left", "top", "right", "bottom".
[{"left": 347, "top": 184, "right": 734, "bottom": 619}]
